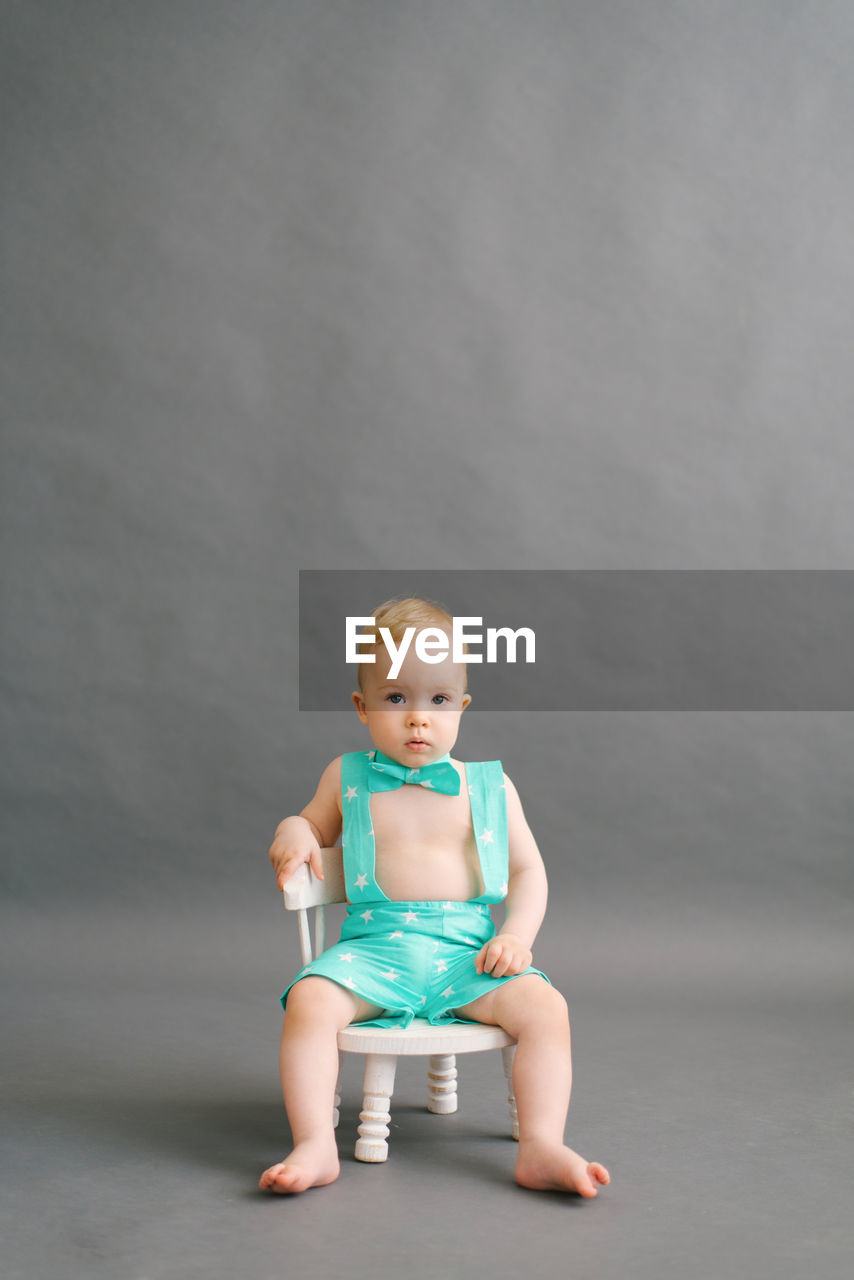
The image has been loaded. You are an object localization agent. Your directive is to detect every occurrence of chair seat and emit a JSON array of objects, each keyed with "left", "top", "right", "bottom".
[{"left": 338, "top": 1017, "right": 515, "bottom": 1056}]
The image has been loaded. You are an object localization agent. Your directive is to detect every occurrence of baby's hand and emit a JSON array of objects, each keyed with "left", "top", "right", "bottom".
[
  {"left": 475, "top": 933, "right": 532, "bottom": 978},
  {"left": 269, "top": 816, "right": 324, "bottom": 891}
]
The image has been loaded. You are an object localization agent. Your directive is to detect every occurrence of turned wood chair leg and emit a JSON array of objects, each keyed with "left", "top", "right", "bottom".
[
  {"left": 501, "top": 1044, "right": 519, "bottom": 1140},
  {"left": 355, "top": 1053, "right": 398, "bottom": 1162},
  {"left": 427, "top": 1053, "right": 458, "bottom": 1114},
  {"left": 333, "top": 1062, "right": 342, "bottom": 1128}
]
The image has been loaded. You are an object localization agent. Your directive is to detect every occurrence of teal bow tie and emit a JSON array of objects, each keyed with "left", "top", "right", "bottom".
[{"left": 368, "top": 751, "right": 461, "bottom": 796}]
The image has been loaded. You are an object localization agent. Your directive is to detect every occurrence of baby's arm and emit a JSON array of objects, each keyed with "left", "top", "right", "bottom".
[
  {"left": 268, "top": 757, "right": 343, "bottom": 891},
  {"left": 476, "top": 773, "right": 549, "bottom": 977}
]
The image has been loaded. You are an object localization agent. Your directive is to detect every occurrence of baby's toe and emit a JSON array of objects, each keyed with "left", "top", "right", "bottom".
[
  {"left": 260, "top": 1162, "right": 306, "bottom": 1193},
  {"left": 274, "top": 1166, "right": 300, "bottom": 1192},
  {"left": 259, "top": 1163, "right": 286, "bottom": 1190},
  {"left": 589, "top": 1162, "right": 610, "bottom": 1186}
]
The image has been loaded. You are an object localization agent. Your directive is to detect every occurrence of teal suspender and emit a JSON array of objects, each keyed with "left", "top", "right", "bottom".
[{"left": 340, "top": 752, "right": 508, "bottom": 904}]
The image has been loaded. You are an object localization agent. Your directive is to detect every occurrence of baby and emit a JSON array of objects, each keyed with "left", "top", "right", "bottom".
[{"left": 260, "top": 597, "right": 610, "bottom": 1197}]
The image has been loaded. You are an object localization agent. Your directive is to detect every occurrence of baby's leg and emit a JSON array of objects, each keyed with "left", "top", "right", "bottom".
[
  {"left": 456, "top": 975, "right": 610, "bottom": 1197},
  {"left": 259, "top": 976, "right": 383, "bottom": 1194}
]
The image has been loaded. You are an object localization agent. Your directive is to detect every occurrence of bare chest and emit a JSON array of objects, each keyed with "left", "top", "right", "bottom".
[{"left": 369, "top": 783, "right": 484, "bottom": 902}]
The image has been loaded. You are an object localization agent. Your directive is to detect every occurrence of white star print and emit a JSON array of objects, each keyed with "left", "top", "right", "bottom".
[
  {"left": 344, "top": 976, "right": 357, "bottom": 990},
  {"left": 441, "top": 901, "right": 454, "bottom": 909},
  {"left": 339, "top": 953, "right": 355, "bottom": 963},
  {"left": 389, "top": 930, "right": 404, "bottom": 940},
  {"left": 440, "top": 985, "right": 455, "bottom": 998},
  {"left": 463, "top": 936, "right": 475, "bottom": 944},
  {"left": 345, "top": 785, "right": 358, "bottom": 801},
  {"left": 479, "top": 828, "right": 494, "bottom": 846},
  {"left": 360, "top": 909, "right": 373, "bottom": 923},
  {"left": 403, "top": 910, "right": 419, "bottom": 924},
  {"left": 420, "top": 779, "right": 434, "bottom": 788},
  {"left": 435, "top": 959, "right": 448, "bottom": 973},
  {"left": 468, "top": 785, "right": 474, "bottom": 795},
  {"left": 354, "top": 873, "right": 368, "bottom": 891},
  {"left": 499, "top": 881, "right": 508, "bottom": 896},
  {"left": 417, "top": 997, "right": 427, "bottom": 1007},
  {"left": 381, "top": 968, "right": 399, "bottom": 982}
]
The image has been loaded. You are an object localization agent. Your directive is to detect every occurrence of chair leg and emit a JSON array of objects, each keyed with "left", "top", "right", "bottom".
[
  {"left": 355, "top": 1053, "right": 398, "bottom": 1163},
  {"left": 501, "top": 1044, "right": 519, "bottom": 1140},
  {"left": 333, "top": 1060, "right": 342, "bottom": 1129},
  {"left": 427, "top": 1053, "right": 458, "bottom": 1114}
]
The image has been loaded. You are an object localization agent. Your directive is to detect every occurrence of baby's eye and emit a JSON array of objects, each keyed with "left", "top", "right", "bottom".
[
  {"left": 432, "top": 694, "right": 449, "bottom": 705},
  {"left": 386, "top": 693, "right": 404, "bottom": 704}
]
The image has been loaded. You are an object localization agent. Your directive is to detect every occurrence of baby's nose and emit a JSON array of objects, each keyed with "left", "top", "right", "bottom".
[{"left": 406, "top": 704, "right": 430, "bottom": 724}]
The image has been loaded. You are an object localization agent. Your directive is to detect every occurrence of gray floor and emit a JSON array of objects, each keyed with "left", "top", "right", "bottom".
[{"left": 3, "top": 901, "right": 852, "bottom": 1280}]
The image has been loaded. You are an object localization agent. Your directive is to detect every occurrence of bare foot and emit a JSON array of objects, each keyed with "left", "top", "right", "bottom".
[
  {"left": 259, "top": 1138, "right": 340, "bottom": 1194},
  {"left": 515, "top": 1140, "right": 611, "bottom": 1197}
]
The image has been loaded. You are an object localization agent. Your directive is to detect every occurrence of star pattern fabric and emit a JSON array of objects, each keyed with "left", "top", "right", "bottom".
[
  {"left": 341, "top": 753, "right": 510, "bottom": 906},
  {"left": 284, "top": 898, "right": 534, "bottom": 1027},
  {"left": 280, "top": 751, "right": 550, "bottom": 1028},
  {"left": 367, "top": 750, "right": 461, "bottom": 796}
]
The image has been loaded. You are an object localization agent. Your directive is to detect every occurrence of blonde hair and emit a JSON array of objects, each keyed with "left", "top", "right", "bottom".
[{"left": 357, "top": 596, "right": 467, "bottom": 691}]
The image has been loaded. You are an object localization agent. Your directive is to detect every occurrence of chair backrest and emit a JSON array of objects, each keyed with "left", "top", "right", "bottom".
[
  {"left": 282, "top": 846, "right": 347, "bottom": 908},
  {"left": 282, "top": 846, "right": 347, "bottom": 964}
]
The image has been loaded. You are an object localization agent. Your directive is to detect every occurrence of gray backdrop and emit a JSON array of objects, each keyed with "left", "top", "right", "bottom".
[{"left": 2, "top": 3, "right": 852, "bottom": 1279}]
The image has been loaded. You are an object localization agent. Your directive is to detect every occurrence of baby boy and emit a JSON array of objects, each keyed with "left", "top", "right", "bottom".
[{"left": 260, "top": 597, "right": 610, "bottom": 1197}]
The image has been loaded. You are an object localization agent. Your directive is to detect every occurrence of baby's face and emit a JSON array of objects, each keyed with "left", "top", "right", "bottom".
[{"left": 351, "top": 641, "right": 471, "bottom": 767}]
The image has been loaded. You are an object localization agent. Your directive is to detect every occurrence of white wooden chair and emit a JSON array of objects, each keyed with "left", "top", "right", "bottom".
[{"left": 283, "top": 846, "right": 518, "bottom": 1162}]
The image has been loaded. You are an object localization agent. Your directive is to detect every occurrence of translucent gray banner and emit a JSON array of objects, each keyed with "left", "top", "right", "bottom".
[{"left": 299, "top": 570, "right": 854, "bottom": 710}]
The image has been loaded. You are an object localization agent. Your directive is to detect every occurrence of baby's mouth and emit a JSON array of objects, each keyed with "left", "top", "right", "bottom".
[{"left": 406, "top": 738, "right": 429, "bottom": 749}]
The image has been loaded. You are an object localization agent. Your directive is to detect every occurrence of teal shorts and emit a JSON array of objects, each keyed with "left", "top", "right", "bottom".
[{"left": 281, "top": 899, "right": 549, "bottom": 1029}]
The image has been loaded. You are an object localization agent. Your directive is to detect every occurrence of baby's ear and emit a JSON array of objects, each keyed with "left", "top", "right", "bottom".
[
  {"left": 461, "top": 693, "right": 472, "bottom": 711},
  {"left": 351, "top": 689, "right": 368, "bottom": 722}
]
